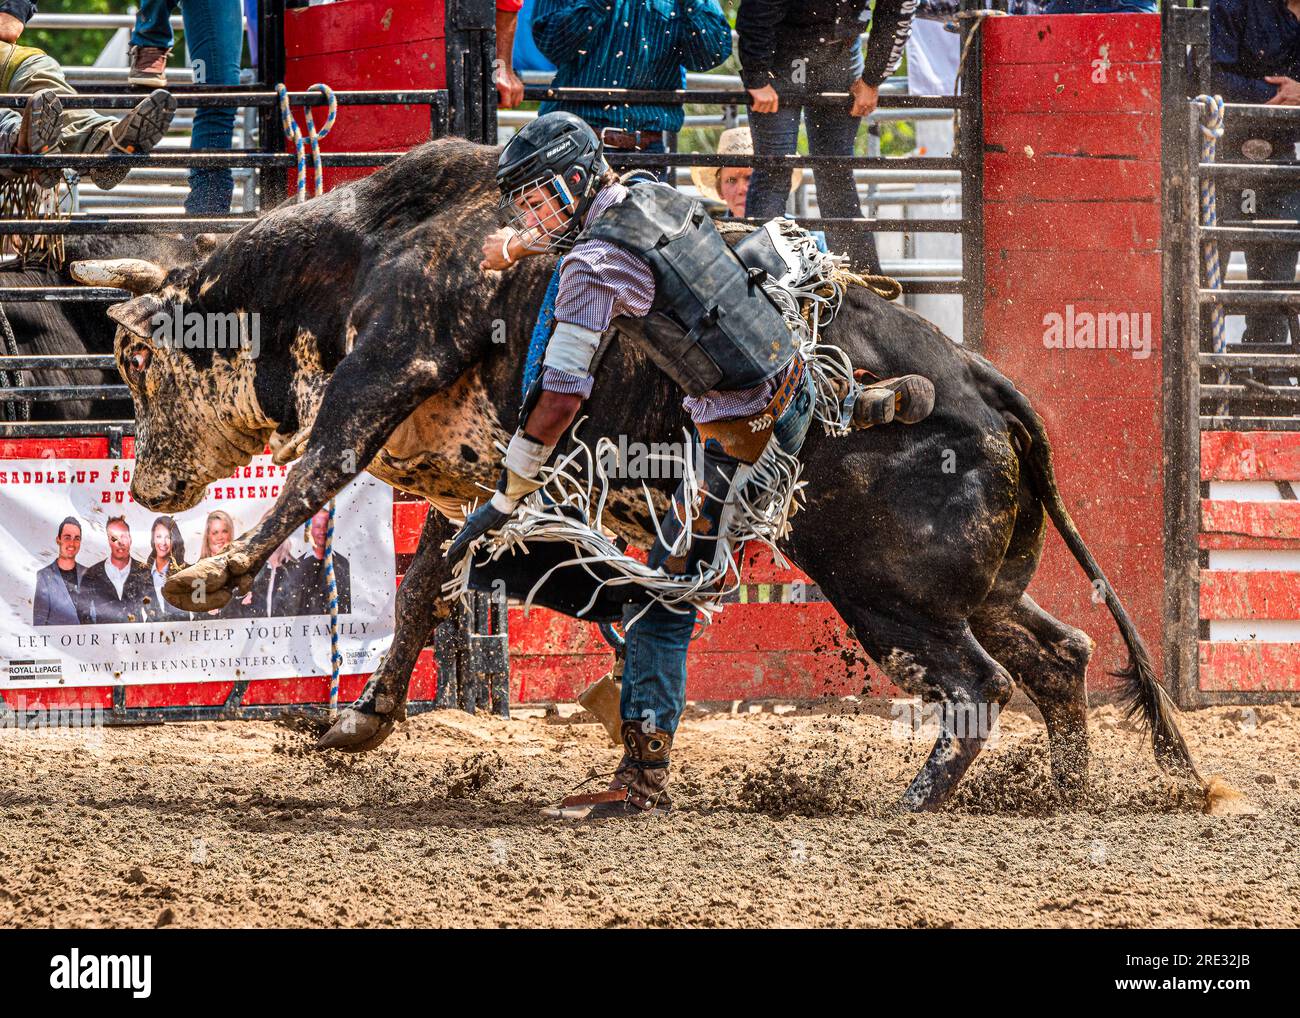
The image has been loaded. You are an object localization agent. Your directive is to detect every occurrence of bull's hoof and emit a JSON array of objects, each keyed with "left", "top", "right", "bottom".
[
  {"left": 164, "top": 549, "right": 256, "bottom": 612},
  {"left": 315, "top": 709, "right": 396, "bottom": 753}
]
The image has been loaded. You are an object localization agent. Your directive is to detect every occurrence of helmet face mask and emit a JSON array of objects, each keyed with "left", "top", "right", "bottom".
[
  {"left": 501, "top": 172, "right": 580, "bottom": 253},
  {"left": 495, "top": 112, "right": 606, "bottom": 254}
]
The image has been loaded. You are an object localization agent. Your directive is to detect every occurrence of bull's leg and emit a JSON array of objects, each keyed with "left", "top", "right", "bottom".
[
  {"left": 970, "top": 594, "right": 1093, "bottom": 805},
  {"left": 164, "top": 342, "right": 456, "bottom": 611},
  {"left": 841, "top": 605, "right": 1015, "bottom": 811},
  {"left": 316, "top": 506, "right": 458, "bottom": 751}
]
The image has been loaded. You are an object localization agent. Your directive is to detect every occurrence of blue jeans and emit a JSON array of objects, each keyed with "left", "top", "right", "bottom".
[
  {"left": 619, "top": 369, "right": 816, "bottom": 735},
  {"left": 745, "top": 39, "right": 879, "bottom": 273},
  {"left": 132, "top": 0, "right": 244, "bottom": 214}
]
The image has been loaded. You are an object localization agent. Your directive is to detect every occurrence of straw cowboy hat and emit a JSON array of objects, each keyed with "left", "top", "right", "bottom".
[{"left": 689, "top": 127, "right": 802, "bottom": 205}]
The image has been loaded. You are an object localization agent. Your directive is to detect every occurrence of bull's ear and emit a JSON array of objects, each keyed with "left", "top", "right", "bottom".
[
  {"left": 69, "top": 258, "right": 167, "bottom": 295},
  {"left": 108, "top": 294, "right": 168, "bottom": 340}
]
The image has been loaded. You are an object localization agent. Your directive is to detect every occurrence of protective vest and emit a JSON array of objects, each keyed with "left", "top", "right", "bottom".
[{"left": 578, "top": 181, "right": 797, "bottom": 396}]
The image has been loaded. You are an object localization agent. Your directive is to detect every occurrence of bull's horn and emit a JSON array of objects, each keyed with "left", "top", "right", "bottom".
[{"left": 69, "top": 258, "right": 167, "bottom": 295}]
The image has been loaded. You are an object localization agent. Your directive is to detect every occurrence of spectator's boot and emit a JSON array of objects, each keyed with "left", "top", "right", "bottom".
[
  {"left": 16, "top": 88, "right": 64, "bottom": 189},
  {"left": 543, "top": 721, "right": 674, "bottom": 820},
  {"left": 851, "top": 372, "right": 936, "bottom": 429},
  {"left": 127, "top": 45, "right": 171, "bottom": 88},
  {"left": 86, "top": 89, "right": 177, "bottom": 191}
]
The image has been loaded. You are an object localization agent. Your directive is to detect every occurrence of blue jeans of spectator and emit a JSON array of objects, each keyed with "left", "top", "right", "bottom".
[
  {"left": 132, "top": 0, "right": 244, "bottom": 214},
  {"left": 1043, "top": 0, "right": 1157, "bottom": 13},
  {"left": 619, "top": 369, "right": 816, "bottom": 736},
  {"left": 1220, "top": 184, "right": 1300, "bottom": 346},
  {"left": 745, "top": 38, "right": 879, "bottom": 273}
]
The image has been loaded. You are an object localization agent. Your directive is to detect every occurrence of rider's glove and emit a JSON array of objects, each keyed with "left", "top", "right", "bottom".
[{"left": 445, "top": 429, "right": 554, "bottom": 561}]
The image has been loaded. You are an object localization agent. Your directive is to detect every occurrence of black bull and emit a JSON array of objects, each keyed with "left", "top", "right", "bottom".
[{"left": 71, "top": 137, "right": 1203, "bottom": 811}]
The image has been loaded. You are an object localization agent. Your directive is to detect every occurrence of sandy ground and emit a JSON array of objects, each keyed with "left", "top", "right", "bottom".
[{"left": 1, "top": 695, "right": 1297, "bottom": 928}]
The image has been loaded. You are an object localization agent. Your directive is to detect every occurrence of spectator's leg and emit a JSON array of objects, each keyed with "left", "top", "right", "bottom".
[
  {"left": 130, "top": 0, "right": 180, "bottom": 50},
  {"left": 744, "top": 102, "right": 801, "bottom": 219},
  {"left": 1240, "top": 184, "right": 1298, "bottom": 346},
  {"left": 805, "top": 40, "right": 880, "bottom": 274},
  {"left": 180, "top": 0, "right": 244, "bottom": 214}
]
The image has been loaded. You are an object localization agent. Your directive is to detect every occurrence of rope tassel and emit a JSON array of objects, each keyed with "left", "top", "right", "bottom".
[{"left": 277, "top": 81, "right": 343, "bottom": 712}]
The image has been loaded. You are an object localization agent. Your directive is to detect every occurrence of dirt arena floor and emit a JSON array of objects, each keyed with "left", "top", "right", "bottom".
[{"left": 1, "top": 695, "right": 1297, "bottom": 928}]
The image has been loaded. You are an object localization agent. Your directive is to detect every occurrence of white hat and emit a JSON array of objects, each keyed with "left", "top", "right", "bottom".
[{"left": 689, "top": 127, "right": 803, "bottom": 206}]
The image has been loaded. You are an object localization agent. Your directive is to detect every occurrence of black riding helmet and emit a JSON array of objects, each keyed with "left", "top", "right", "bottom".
[{"left": 496, "top": 111, "right": 608, "bottom": 252}]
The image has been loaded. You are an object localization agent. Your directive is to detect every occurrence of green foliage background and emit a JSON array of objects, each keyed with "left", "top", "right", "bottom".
[{"left": 26, "top": 0, "right": 138, "bottom": 66}]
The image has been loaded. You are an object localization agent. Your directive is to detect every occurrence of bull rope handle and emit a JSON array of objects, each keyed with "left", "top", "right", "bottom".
[
  {"left": 278, "top": 82, "right": 344, "bottom": 713},
  {"left": 1194, "top": 95, "right": 1229, "bottom": 415}
]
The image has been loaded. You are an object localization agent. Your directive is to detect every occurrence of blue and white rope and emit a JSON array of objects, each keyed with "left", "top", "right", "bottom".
[
  {"left": 279, "top": 81, "right": 343, "bottom": 713},
  {"left": 276, "top": 83, "right": 337, "bottom": 206}
]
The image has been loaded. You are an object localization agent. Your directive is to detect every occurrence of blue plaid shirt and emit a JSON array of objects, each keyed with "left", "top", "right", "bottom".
[{"left": 533, "top": 0, "right": 732, "bottom": 133}]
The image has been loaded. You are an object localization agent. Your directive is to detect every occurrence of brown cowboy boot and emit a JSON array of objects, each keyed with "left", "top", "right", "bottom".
[
  {"left": 851, "top": 372, "right": 936, "bottom": 428},
  {"left": 543, "top": 721, "right": 674, "bottom": 820}
]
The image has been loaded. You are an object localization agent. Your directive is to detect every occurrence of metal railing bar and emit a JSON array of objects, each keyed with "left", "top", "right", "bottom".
[
  {"left": 1199, "top": 416, "right": 1300, "bottom": 431},
  {"left": 520, "top": 86, "right": 956, "bottom": 109},
  {"left": 1200, "top": 225, "right": 1300, "bottom": 244},
  {"left": 0, "top": 354, "right": 117, "bottom": 368},
  {"left": 1199, "top": 288, "right": 1300, "bottom": 308},
  {"left": 0, "top": 152, "right": 403, "bottom": 169},
  {"left": 0, "top": 385, "right": 129, "bottom": 402},
  {"left": 0, "top": 89, "right": 448, "bottom": 109},
  {"left": 0, "top": 292, "right": 126, "bottom": 306},
  {"left": 607, "top": 153, "right": 961, "bottom": 170},
  {"left": 1199, "top": 352, "right": 1300, "bottom": 368}
]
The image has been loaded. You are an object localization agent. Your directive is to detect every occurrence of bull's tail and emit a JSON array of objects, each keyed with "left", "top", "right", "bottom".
[{"left": 979, "top": 362, "right": 1203, "bottom": 785}]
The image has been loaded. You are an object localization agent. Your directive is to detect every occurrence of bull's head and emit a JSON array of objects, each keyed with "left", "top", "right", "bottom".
[{"left": 70, "top": 257, "right": 278, "bottom": 513}]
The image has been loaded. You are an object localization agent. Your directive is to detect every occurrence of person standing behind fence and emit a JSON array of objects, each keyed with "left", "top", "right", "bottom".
[
  {"left": 531, "top": 0, "right": 732, "bottom": 183},
  {"left": 127, "top": 0, "right": 243, "bottom": 215},
  {"left": 737, "top": 0, "right": 917, "bottom": 274},
  {"left": 1210, "top": 0, "right": 1300, "bottom": 365},
  {"left": 0, "top": 4, "right": 176, "bottom": 191}
]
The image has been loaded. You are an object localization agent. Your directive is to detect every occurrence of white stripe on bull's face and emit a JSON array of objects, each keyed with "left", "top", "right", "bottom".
[{"left": 69, "top": 257, "right": 168, "bottom": 295}]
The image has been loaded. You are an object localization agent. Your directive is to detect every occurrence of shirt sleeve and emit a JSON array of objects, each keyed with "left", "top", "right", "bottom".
[
  {"left": 496, "top": 0, "right": 524, "bottom": 11},
  {"left": 862, "top": 0, "right": 915, "bottom": 87},
  {"left": 673, "top": 0, "right": 733, "bottom": 74},
  {"left": 532, "top": 0, "right": 617, "bottom": 66},
  {"left": 1209, "top": 0, "right": 1278, "bottom": 105},
  {"left": 542, "top": 241, "right": 655, "bottom": 397},
  {"left": 0, "top": 0, "right": 36, "bottom": 23}
]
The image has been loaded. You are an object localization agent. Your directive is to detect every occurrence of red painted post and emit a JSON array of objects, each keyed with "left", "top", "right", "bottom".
[{"left": 981, "top": 13, "right": 1164, "bottom": 691}]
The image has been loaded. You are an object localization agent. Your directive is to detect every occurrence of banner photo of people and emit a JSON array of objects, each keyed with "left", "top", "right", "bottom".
[{"left": 0, "top": 456, "right": 396, "bottom": 690}]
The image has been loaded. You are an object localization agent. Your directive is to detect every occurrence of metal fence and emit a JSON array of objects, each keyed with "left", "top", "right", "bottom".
[{"left": 1161, "top": 3, "right": 1300, "bottom": 707}]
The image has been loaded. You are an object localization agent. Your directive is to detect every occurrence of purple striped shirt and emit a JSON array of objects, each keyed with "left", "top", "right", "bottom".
[{"left": 540, "top": 182, "right": 779, "bottom": 422}]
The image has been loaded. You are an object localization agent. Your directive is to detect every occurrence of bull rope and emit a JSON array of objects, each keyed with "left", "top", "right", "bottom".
[
  {"left": 445, "top": 220, "right": 895, "bottom": 626},
  {"left": 1195, "top": 95, "right": 1229, "bottom": 415},
  {"left": 279, "top": 82, "right": 345, "bottom": 712}
]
